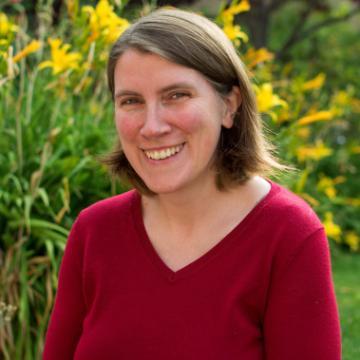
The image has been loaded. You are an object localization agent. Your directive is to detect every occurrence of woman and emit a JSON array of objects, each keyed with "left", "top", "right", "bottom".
[{"left": 43, "top": 8, "right": 341, "bottom": 359}]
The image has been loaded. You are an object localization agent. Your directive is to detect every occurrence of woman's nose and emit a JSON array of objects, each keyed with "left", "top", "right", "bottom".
[{"left": 139, "top": 103, "right": 171, "bottom": 138}]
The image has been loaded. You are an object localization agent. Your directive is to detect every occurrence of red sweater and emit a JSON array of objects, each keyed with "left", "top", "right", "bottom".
[{"left": 43, "top": 181, "right": 341, "bottom": 359}]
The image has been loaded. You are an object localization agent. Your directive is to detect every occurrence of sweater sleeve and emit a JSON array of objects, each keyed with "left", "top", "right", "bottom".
[
  {"left": 43, "top": 216, "right": 86, "bottom": 359},
  {"left": 263, "top": 228, "right": 341, "bottom": 360}
]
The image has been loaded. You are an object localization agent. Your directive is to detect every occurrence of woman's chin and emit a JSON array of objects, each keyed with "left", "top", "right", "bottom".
[{"left": 144, "top": 181, "right": 183, "bottom": 196}]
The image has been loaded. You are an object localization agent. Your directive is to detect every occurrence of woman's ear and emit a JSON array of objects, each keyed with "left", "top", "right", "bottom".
[{"left": 222, "top": 86, "right": 242, "bottom": 129}]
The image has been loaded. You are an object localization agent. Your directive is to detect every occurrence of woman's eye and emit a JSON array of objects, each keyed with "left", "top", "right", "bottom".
[
  {"left": 120, "top": 98, "right": 140, "bottom": 106},
  {"left": 169, "top": 92, "right": 190, "bottom": 100}
]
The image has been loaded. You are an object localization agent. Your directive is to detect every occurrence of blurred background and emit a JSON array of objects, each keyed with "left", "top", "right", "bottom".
[{"left": 0, "top": 0, "right": 359, "bottom": 358}]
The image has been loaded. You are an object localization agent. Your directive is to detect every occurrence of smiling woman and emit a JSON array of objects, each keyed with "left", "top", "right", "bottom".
[
  {"left": 43, "top": 8, "right": 341, "bottom": 360},
  {"left": 104, "top": 12, "right": 285, "bottom": 195},
  {"left": 112, "top": 49, "right": 239, "bottom": 195}
]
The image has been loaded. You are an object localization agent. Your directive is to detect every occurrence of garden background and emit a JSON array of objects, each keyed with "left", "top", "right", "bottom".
[{"left": 0, "top": 0, "right": 359, "bottom": 358}]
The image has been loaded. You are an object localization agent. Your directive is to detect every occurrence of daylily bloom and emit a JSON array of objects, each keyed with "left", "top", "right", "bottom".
[
  {"left": 0, "top": 12, "right": 18, "bottom": 37},
  {"left": 217, "top": 0, "right": 250, "bottom": 46},
  {"left": 296, "top": 127, "right": 311, "bottom": 139},
  {"left": 220, "top": 0, "right": 250, "bottom": 23},
  {"left": 317, "top": 175, "right": 345, "bottom": 199},
  {"left": 344, "top": 198, "right": 360, "bottom": 206},
  {"left": 303, "top": 73, "right": 326, "bottom": 91},
  {"left": 350, "top": 97, "right": 360, "bottom": 113},
  {"left": 297, "top": 110, "right": 334, "bottom": 126},
  {"left": 296, "top": 141, "right": 332, "bottom": 162},
  {"left": 13, "top": 40, "right": 41, "bottom": 63},
  {"left": 332, "top": 90, "right": 352, "bottom": 106},
  {"left": 345, "top": 232, "right": 359, "bottom": 252},
  {"left": 323, "top": 212, "right": 341, "bottom": 242},
  {"left": 223, "top": 24, "right": 248, "bottom": 45},
  {"left": 82, "top": 0, "right": 129, "bottom": 44},
  {"left": 38, "top": 38, "right": 81, "bottom": 75},
  {"left": 66, "top": 0, "right": 79, "bottom": 19},
  {"left": 254, "top": 83, "right": 287, "bottom": 120},
  {"left": 245, "top": 48, "right": 274, "bottom": 68},
  {"left": 350, "top": 146, "right": 360, "bottom": 154}
]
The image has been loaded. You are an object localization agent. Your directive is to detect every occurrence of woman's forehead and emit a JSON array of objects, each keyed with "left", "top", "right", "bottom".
[{"left": 113, "top": 49, "right": 212, "bottom": 91}]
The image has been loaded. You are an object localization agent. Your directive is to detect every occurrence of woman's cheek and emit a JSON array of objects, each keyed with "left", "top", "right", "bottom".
[
  {"left": 175, "top": 108, "right": 203, "bottom": 133},
  {"left": 115, "top": 114, "right": 140, "bottom": 140}
]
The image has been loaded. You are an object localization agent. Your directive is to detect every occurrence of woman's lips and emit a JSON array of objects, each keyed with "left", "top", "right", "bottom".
[{"left": 143, "top": 143, "right": 185, "bottom": 161}]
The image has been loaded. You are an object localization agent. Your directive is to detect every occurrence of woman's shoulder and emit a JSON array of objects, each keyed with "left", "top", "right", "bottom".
[
  {"left": 75, "top": 189, "right": 137, "bottom": 227},
  {"left": 258, "top": 182, "right": 330, "bottom": 287},
  {"left": 262, "top": 180, "right": 324, "bottom": 235}
]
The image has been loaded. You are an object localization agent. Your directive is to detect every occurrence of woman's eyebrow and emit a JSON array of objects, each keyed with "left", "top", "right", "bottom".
[
  {"left": 114, "top": 82, "right": 195, "bottom": 99},
  {"left": 159, "top": 82, "right": 195, "bottom": 93},
  {"left": 114, "top": 90, "right": 140, "bottom": 98}
]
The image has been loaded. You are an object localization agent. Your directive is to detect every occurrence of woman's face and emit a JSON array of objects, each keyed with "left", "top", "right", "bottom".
[{"left": 113, "top": 49, "right": 240, "bottom": 195}]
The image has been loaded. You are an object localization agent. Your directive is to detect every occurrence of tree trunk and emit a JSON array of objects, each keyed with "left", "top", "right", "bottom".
[{"left": 239, "top": 6, "right": 270, "bottom": 48}]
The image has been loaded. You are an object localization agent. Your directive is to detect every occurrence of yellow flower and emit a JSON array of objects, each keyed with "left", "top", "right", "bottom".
[
  {"left": 39, "top": 38, "right": 81, "bottom": 75},
  {"left": 317, "top": 175, "right": 345, "bottom": 199},
  {"left": 244, "top": 47, "right": 274, "bottom": 68},
  {"left": 221, "top": 0, "right": 250, "bottom": 22},
  {"left": 297, "top": 110, "right": 334, "bottom": 126},
  {"left": 332, "top": 90, "right": 351, "bottom": 106},
  {"left": 13, "top": 40, "right": 41, "bottom": 63},
  {"left": 344, "top": 198, "right": 360, "bottom": 206},
  {"left": 218, "top": 1, "right": 250, "bottom": 46},
  {"left": 345, "top": 232, "right": 359, "bottom": 252},
  {"left": 350, "top": 98, "right": 360, "bottom": 113},
  {"left": 350, "top": 145, "right": 360, "bottom": 154},
  {"left": 66, "top": 0, "right": 79, "bottom": 19},
  {"left": 0, "top": 50, "right": 7, "bottom": 60},
  {"left": 276, "top": 107, "right": 291, "bottom": 124},
  {"left": 255, "top": 83, "right": 287, "bottom": 118},
  {"left": 82, "top": 0, "right": 130, "bottom": 44},
  {"left": 323, "top": 212, "right": 341, "bottom": 242},
  {"left": 330, "top": 90, "right": 356, "bottom": 116},
  {"left": 0, "top": 12, "right": 18, "bottom": 37},
  {"left": 229, "top": 0, "right": 250, "bottom": 13},
  {"left": 296, "top": 141, "right": 332, "bottom": 162},
  {"left": 223, "top": 24, "right": 248, "bottom": 45},
  {"left": 296, "top": 127, "right": 311, "bottom": 139},
  {"left": 302, "top": 73, "right": 326, "bottom": 91}
]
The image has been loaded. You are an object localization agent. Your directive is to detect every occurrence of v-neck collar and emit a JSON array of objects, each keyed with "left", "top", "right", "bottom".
[{"left": 131, "top": 180, "right": 279, "bottom": 283}]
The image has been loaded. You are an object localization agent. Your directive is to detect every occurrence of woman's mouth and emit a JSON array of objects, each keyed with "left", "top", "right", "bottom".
[{"left": 143, "top": 143, "right": 184, "bottom": 161}]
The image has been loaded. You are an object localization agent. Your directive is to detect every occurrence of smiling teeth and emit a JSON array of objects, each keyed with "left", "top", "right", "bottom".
[{"left": 144, "top": 144, "right": 183, "bottom": 160}]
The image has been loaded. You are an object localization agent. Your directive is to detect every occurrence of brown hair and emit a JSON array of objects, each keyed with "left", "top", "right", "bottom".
[{"left": 104, "top": 8, "right": 286, "bottom": 195}]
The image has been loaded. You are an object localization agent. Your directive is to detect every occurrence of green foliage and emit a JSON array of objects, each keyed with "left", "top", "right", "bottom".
[
  {"left": 332, "top": 248, "right": 360, "bottom": 359},
  {"left": 0, "top": 0, "right": 359, "bottom": 358},
  {"left": 0, "top": 67, "right": 121, "bottom": 358},
  {"left": 0, "top": 3, "right": 128, "bottom": 357}
]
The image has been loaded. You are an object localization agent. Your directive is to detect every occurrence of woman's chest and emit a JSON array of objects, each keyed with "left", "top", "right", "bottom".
[{"left": 75, "top": 242, "right": 269, "bottom": 359}]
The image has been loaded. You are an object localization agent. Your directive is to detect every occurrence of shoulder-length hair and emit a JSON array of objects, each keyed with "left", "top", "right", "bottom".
[{"left": 103, "top": 8, "right": 286, "bottom": 195}]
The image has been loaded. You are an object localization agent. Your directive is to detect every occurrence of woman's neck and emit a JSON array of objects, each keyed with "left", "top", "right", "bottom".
[
  {"left": 148, "top": 181, "right": 225, "bottom": 227},
  {"left": 141, "top": 176, "right": 270, "bottom": 236}
]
